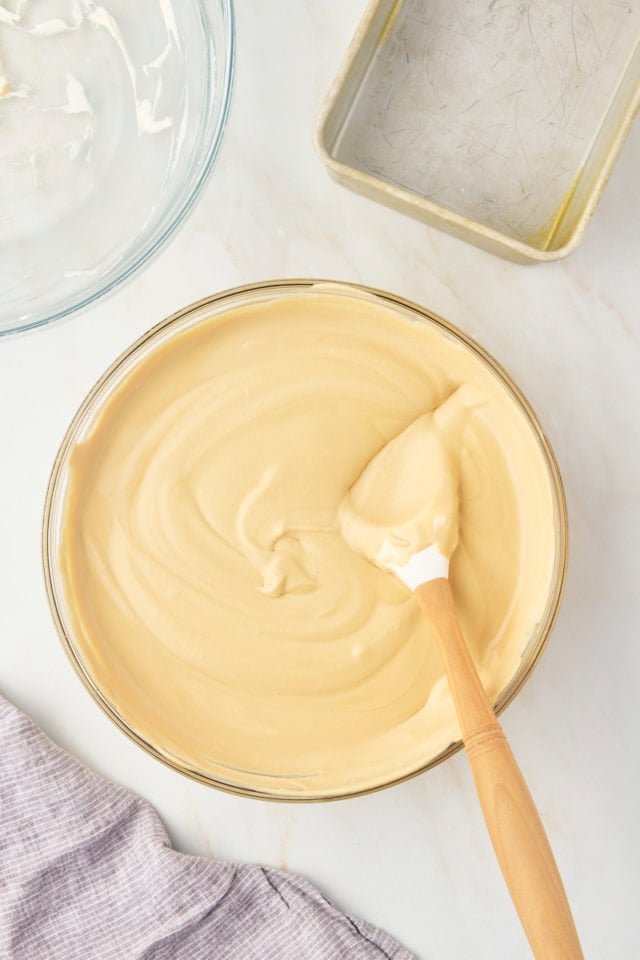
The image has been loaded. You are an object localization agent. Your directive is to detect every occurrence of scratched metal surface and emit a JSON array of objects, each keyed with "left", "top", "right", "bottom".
[{"left": 333, "top": 0, "right": 640, "bottom": 246}]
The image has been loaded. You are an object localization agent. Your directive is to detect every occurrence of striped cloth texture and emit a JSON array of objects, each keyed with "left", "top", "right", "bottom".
[{"left": 0, "top": 695, "right": 414, "bottom": 959}]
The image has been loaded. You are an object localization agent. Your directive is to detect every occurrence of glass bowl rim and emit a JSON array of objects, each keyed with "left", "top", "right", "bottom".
[
  {"left": 42, "top": 278, "right": 569, "bottom": 802},
  {"left": 2, "top": 0, "right": 236, "bottom": 339}
]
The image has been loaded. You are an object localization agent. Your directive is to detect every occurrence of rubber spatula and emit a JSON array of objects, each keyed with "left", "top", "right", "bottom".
[{"left": 339, "top": 387, "right": 583, "bottom": 960}]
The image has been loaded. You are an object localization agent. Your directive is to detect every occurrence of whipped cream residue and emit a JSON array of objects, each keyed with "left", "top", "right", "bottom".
[
  {"left": 0, "top": 0, "right": 179, "bottom": 142},
  {"left": 0, "top": 0, "right": 197, "bottom": 325},
  {"left": 82, "top": 4, "right": 174, "bottom": 136},
  {"left": 62, "top": 72, "right": 91, "bottom": 115}
]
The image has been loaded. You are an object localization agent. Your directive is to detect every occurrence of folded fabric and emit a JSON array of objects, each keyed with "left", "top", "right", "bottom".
[{"left": 0, "top": 695, "right": 414, "bottom": 959}]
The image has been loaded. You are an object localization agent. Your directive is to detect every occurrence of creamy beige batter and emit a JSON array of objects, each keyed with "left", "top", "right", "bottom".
[
  {"left": 339, "top": 384, "right": 482, "bottom": 571},
  {"left": 59, "top": 289, "right": 559, "bottom": 797}
]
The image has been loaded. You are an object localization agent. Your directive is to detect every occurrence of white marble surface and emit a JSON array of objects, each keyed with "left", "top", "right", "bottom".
[{"left": 1, "top": 3, "right": 639, "bottom": 957}]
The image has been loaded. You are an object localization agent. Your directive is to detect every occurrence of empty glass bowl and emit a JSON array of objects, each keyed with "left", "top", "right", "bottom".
[{"left": 0, "top": 0, "right": 234, "bottom": 336}]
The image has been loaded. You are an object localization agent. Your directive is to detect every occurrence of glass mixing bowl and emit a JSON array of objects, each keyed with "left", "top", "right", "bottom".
[
  {"left": 43, "top": 280, "right": 568, "bottom": 801},
  {"left": 0, "top": 0, "right": 234, "bottom": 336}
]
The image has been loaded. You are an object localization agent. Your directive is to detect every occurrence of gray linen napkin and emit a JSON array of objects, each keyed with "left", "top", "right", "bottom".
[{"left": 0, "top": 695, "right": 414, "bottom": 959}]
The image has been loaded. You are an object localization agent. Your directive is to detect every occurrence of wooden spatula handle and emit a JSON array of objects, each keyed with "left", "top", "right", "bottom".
[{"left": 415, "top": 578, "right": 583, "bottom": 960}]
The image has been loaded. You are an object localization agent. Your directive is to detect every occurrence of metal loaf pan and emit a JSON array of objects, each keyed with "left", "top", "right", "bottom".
[{"left": 314, "top": 0, "right": 640, "bottom": 262}]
